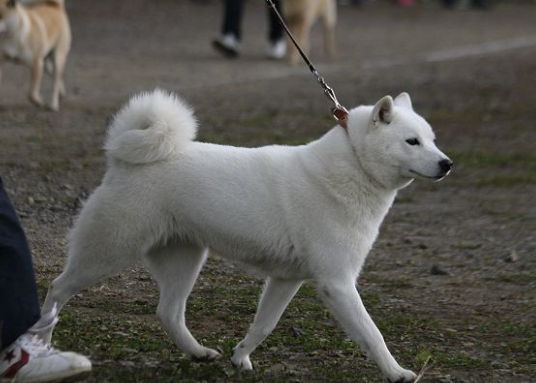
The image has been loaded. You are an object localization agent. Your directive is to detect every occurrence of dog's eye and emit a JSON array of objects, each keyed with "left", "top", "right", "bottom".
[{"left": 405, "top": 138, "right": 420, "bottom": 146}]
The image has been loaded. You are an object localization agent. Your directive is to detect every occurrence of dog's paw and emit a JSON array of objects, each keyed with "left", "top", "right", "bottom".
[
  {"left": 47, "top": 102, "right": 60, "bottom": 112},
  {"left": 191, "top": 347, "right": 220, "bottom": 362},
  {"left": 386, "top": 368, "right": 417, "bottom": 383},
  {"left": 29, "top": 94, "right": 44, "bottom": 108},
  {"left": 231, "top": 353, "right": 253, "bottom": 370}
]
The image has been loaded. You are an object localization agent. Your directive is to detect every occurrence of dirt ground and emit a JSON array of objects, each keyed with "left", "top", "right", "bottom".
[{"left": 0, "top": 0, "right": 535, "bottom": 382}]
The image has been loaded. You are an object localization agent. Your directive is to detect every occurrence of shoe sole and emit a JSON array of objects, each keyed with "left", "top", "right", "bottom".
[
  {"left": 2, "top": 369, "right": 91, "bottom": 383},
  {"left": 212, "top": 40, "right": 239, "bottom": 59}
]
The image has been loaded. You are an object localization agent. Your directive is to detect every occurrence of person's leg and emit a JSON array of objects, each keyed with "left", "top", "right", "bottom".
[
  {"left": 0, "top": 176, "right": 40, "bottom": 350},
  {"left": 222, "top": 0, "right": 245, "bottom": 40},
  {"left": 471, "top": 0, "right": 489, "bottom": 9},
  {"left": 213, "top": 0, "right": 245, "bottom": 58},
  {"left": 442, "top": 0, "right": 459, "bottom": 8},
  {"left": 266, "top": 0, "right": 286, "bottom": 59},
  {"left": 0, "top": 177, "right": 92, "bottom": 382},
  {"left": 267, "top": 0, "right": 284, "bottom": 44}
]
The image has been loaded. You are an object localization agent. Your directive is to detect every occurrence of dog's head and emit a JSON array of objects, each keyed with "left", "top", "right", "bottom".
[
  {"left": 0, "top": 0, "right": 17, "bottom": 26},
  {"left": 348, "top": 93, "right": 452, "bottom": 190}
]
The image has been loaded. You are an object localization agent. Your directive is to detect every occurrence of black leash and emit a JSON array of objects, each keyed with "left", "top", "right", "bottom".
[{"left": 264, "top": 0, "right": 349, "bottom": 129}]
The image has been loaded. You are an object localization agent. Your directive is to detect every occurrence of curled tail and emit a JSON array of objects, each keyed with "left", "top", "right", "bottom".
[
  {"left": 105, "top": 89, "right": 198, "bottom": 164},
  {"left": 24, "top": 0, "right": 65, "bottom": 8}
]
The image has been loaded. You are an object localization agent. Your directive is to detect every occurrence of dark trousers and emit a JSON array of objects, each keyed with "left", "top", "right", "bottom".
[
  {"left": 221, "top": 0, "right": 283, "bottom": 43},
  {"left": 0, "top": 177, "right": 40, "bottom": 350},
  {"left": 442, "top": 0, "right": 489, "bottom": 7}
]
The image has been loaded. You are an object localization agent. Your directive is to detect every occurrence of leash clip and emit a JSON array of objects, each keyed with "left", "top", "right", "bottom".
[
  {"left": 332, "top": 106, "right": 349, "bottom": 130},
  {"left": 324, "top": 86, "right": 348, "bottom": 130}
]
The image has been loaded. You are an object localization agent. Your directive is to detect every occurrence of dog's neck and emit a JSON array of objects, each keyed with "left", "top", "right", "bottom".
[
  {"left": 301, "top": 127, "right": 397, "bottom": 206},
  {"left": 3, "top": 5, "right": 27, "bottom": 36}
]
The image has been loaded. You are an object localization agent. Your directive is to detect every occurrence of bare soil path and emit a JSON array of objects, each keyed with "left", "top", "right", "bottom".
[{"left": 0, "top": 1, "right": 534, "bottom": 382}]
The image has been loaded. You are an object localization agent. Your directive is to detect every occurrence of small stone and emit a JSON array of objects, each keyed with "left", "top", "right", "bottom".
[
  {"left": 504, "top": 250, "right": 519, "bottom": 263},
  {"left": 431, "top": 264, "right": 450, "bottom": 276},
  {"left": 288, "top": 326, "right": 303, "bottom": 338}
]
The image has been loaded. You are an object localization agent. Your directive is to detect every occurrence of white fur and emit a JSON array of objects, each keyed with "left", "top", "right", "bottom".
[
  {"left": 105, "top": 89, "right": 197, "bottom": 164},
  {"left": 41, "top": 90, "right": 451, "bottom": 383}
]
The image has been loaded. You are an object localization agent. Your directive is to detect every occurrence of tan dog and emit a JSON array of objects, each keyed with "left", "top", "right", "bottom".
[
  {"left": 0, "top": 0, "right": 71, "bottom": 111},
  {"left": 281, "top": 0, "right": 337, "bottom": 65}
]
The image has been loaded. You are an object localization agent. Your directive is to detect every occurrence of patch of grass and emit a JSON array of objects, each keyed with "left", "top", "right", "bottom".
[
  {"left": 451, "top": 243, "right": 482, "bottom": 250},
  {"left": 238, "top": 112, "right": 279, "bottom": 129},
  {"left": 433, "top": 352, "right": 487, "bottom": 369},
  {"left": 450, "top": 151, "right": 536, "bottom": 169},
  {"left": 475, "top": 174, "right": 536, "bottom": 187},
  {"left": 466, "top": 319, "right": 536, "bottom": 365},
  {"left": 375, "top": 312, "right": 439, "bottom": 341},
  {"left": 361, "top": 273, "right": 415, "bottom": 291},
  {"left": 38, "top": 257, "right": 533, "bottom": 382},
  {"left": 415, "top": 349, "right": 433, "bottom": 365},
  {"left": 483, "top": 273, "right": 536, "bottom": 284}
]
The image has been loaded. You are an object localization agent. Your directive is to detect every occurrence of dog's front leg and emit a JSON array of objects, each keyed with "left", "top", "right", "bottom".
[
  {"left": 318, "top": 281, "right": 416, "bottom": 383},
  {"left": 29, "top": 58, "right": 44, "bottom": 107},
  {"left": 232, "top": 277, "right": 302, "bottom": 370}
]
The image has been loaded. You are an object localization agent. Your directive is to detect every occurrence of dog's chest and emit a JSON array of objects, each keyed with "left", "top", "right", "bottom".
[{"left": 3, "top": 36, "right": 33, "bottom": 64}]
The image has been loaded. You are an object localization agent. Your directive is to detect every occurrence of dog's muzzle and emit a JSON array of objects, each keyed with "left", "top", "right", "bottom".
[{"left": 435, "top": 158, "right": 454, "bottom": 180}]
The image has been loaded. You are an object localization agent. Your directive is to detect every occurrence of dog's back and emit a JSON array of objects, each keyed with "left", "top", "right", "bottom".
[
  {"left": 26, "top": 0, "right": 69, "bottom": 48},
  {"left": 282, "top": 0, "right": 336, "bottom": 24}
]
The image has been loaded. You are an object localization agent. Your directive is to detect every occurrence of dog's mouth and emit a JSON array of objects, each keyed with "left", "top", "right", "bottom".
[{"left": 409, "top": 169, "right": 449, "bottom": 181}]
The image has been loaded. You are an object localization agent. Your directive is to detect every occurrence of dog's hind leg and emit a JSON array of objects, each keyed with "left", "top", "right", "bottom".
[
  {"left": 50, "top": 41, "right": 69, "bottom": 111},
  {"left": 41, "top": 201, "right": 144, "bottom": 342},
  {"left": 145, "top": 244, "right": 219, "bottom": 360},
  {"left": 40, "top": 239, "right": 141, "bottom": 342},
  {"left": 231, "top": 278, "right": 302, "bottom": 370},
  {"left": 29, "top": 58, "right": 44, "bottom": 108},
  {"left": 322, "top": 1, "right": 337, "bottom": 60}
]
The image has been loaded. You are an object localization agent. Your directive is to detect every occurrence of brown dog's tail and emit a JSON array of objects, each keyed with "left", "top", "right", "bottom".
[
  {"left": 21, "top": 0, "right": 64, "bottom": 8},
  {"left": 46, "top": 0, "right": 64, "bottom": 8}
]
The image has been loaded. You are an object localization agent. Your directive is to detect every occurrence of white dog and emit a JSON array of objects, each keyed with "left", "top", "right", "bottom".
[{"left": 41, "top": 90, "right": 452, "bottom": 383}]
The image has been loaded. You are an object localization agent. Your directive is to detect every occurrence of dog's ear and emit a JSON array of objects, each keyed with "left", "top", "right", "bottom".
[
  {"left": 371, "top": 96, "right": 394, "bottom": 126},
  {"left": 394, "top": 92, "right": 413, "bottom": 110}
]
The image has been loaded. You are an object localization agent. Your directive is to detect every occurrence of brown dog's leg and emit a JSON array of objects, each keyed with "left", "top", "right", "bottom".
[
  {"left": 285, "top": 15, "right": 302, "bottom": 66},
  {"left": 324, "top": 25, "right": 336, "bottom": 60},
  {"left": 50, "top": 26, "right": 71, "bottom": 111},
  {"left": 50, "top": 50, "right": 67, "bottom": 111},
  {"left": 29, "top": 58, "right": 44, "bottom": 107},
  {"left": 323, "top": 1, "right": 337, "bottom": 60},
  {"left": 288, "top": 16, "right": 310, "bottom": 66}
]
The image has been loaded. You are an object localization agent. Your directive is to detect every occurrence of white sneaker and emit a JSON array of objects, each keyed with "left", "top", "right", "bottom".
[
  {"left": 0, "top": 334, "right": 91, "bottom": 383},
  {"left": 267, "top": 39, "right": 287, "bottom": 60},
  {"left": 212, "top": 34, "right": 240, "bottom": 58}
]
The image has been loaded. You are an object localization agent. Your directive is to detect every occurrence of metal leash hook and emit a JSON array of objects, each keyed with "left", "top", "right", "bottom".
[
  {"left": 320, "top": 76, "right": 349, "bottom": 130},
  {"left": 264, "top": 0, "right": 349, "bottom": 130}
]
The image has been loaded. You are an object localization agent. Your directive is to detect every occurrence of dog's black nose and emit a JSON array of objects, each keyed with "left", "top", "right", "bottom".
[{"left": 439, "top": 159, "right": 453, "bottom": 173}]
